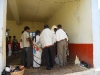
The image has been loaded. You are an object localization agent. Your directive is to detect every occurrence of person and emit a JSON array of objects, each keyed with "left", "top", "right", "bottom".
[
  {"left": 54, "top": 28, "right": 57, "bottom": 34},
  {"left": 8, "top": 36, "right": 12, "bottom": 56},
  {"left": 33, "top": 30, "right": 42, "bottom": 68},
  {"left": 12, "top": 36, "right": 18, "bottom": 53},
  {"left": 53, "top": 28, "right": 57, "bottom": 55},
  {"left": 40, "top": 25, "right": 56, "bottom": 70},
  {"left": 56, "top": 24, "right": 68, "bottom": 66},
  {"left": 21, "top": 26, "right": 30, "bottom": 68}
]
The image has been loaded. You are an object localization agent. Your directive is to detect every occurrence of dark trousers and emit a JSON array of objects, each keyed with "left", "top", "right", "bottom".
[
  {"left": 21, "top": 47, "right": 30, "bottom": 68},
  {"left": 43, "top": 46, "right": 54, "bottom": 69},
  {"left": 21, "top": 48, "right": 25, "bottom": 65}
]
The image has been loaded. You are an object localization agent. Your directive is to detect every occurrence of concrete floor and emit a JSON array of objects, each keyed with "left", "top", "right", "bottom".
[
  {"left": 6, "top": 53, "right": 91, "bottom": 75},
  {"left": 24, "top": 64, "right": 89, "bottom": 75}
]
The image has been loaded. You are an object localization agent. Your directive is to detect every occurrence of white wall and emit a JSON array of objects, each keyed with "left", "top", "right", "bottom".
[
  {"left": 92, "top": 0, "right": 100, "bottom": 68},
  {"left": 0, "top": 0, "right": 7, "bottom": 74},
  {"left": 45, "top": 0, "right": 93, "bottom": 44},
  {"left": 7, "top": 20, "right": 44, "bottom": 42}
]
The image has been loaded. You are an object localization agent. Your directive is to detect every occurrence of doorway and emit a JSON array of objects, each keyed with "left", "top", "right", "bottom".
[{"left": 6, "top": 0, "right": 93, "bottom": 74}]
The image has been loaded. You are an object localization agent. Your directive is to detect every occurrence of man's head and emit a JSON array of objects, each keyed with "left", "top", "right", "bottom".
[
  {"left": 54, "top": 28, "right": 57, "bottom": 33},
  {"left": 35, "top": 30, "right": 40, "bottom": 36},
  {"left": 24, "top": 26, "right": 30, "bottom": 32},
  {"left": 9, "top": 36, "right": 11, "bottom": 40},
  {"left": 57, "top": 24, "right": 62, "bottom": 29},
  {"left": 13, "top": 36, "right": 16, "bottom": 39},
  {"left": 44, "top": 25, "right": 49, "bottom": 29}
]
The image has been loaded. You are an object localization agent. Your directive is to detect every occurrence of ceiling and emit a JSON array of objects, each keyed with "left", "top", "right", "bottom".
[{"left": 7, "top": 0, "right": 67, "bottom": 23}]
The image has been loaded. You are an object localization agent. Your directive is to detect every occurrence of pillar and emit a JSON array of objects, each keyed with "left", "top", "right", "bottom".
[
  {"left": 0, "top": 0, "right": 7, "bottom": 74},
  {"left": 92, "top": 0, "right": 100, "bottom": 68}
]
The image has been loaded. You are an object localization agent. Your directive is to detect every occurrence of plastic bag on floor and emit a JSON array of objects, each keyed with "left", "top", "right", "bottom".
[
  {"left": 55, "top": 55, "right": 59, "bottom": 64},
  {"left": 80, "top": 61, "right": 91, "bottom": 68},
  {"left": 2, "top": 70, "right": 10, "bottom": 75},
  {"left": 75, "top": 55, "right": 80, "bottom": 65},
  {"left": 2, "top": 65, "right": 11, "bottom": 75}
]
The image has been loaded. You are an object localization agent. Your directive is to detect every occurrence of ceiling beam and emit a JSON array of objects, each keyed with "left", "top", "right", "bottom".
[{"left": 8, "top": 0, "right": 20, "bottom": 25}]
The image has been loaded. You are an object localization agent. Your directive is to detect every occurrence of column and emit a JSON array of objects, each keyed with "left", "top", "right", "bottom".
[
  {"left": 0, "top": 0, "right": 7, "bottom": 74},
  {"left": 92, "top": 0, "right": 100, "bottom": 68}
]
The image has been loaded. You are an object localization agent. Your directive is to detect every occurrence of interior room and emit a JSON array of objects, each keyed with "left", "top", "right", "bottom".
[{"left": 6, "top": 0, "right": 93, "bottom": 74}]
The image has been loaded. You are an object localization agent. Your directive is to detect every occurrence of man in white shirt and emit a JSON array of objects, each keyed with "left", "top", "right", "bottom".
[
  {"left": 21, "top": 26, "right": 30, "bottom": 69},
  {"left": 56, "top": 24, "right": 68, "bottom": 66},
  {"left": 40, "top": 25, "right": 56, "bottom": 70}
]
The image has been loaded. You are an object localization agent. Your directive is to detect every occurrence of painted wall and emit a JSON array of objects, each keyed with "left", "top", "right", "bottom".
[
  {"left": 0, "top": 0, "right": 7, "bottom": 74},
  {"left": 45, "top": 0, "right": 93, "bottom": 66},
  {"left": 7, "top": 20, "right": 44, "bottom": 42},
  {"left": 92, "top": 0, "right": 100, "bottom": 68}
]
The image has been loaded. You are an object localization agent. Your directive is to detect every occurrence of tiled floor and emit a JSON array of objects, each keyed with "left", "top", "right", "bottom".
[{"left": 7, "top": 54, "right": 90, "bottom": 75}]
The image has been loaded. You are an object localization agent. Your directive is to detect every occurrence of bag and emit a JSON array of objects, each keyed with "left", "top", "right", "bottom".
[
  {"left": 55, "top": 55, "right": 59, "bottom": 64},
  {"left": 2, "top": 69, "right": 10, "bottom": 75},
  {"left": 2, "top": 70, "right": 10, "bottom": 75},
  {"left": 80, "top": 61, "right": 91, "bottom": 68},
  {"left": 75, "top": 55, "right": 80, "bottom": 65}
]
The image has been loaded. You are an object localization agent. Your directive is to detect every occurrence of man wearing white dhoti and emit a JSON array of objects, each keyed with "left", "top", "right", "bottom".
[
  {"left": 33, "top": 30, "right": 42, "bottom": 68},
  {"left": 40, "top": 25, "right": 56, "bottom": 70}
]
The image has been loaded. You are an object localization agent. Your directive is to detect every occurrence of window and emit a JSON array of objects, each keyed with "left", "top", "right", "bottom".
[{"left": 29, "top": 32, "right": 35, "bottom": 39}]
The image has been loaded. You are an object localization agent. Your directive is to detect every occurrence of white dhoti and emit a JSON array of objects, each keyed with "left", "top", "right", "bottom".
[
  {"left": 33, "top": 49, "right": 42, "bottom": 68},
  {"left": 8, "top": 44, "right": 12, "bottom": 57}
]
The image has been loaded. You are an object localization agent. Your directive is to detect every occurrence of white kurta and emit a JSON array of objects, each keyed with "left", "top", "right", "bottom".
[{"left": 33, "top": 35, "right": 42, "bottom": 68}]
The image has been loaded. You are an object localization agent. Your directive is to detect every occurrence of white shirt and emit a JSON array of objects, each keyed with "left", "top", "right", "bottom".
[
  {"left": 22, "top": 31, "right": 30, "bottom": 47},
  {"left": 40, "top": 28, "right": 56, "bottom": 48},
  {"left": 56, "top": 29, "right": 68, "bottom": 41}
]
